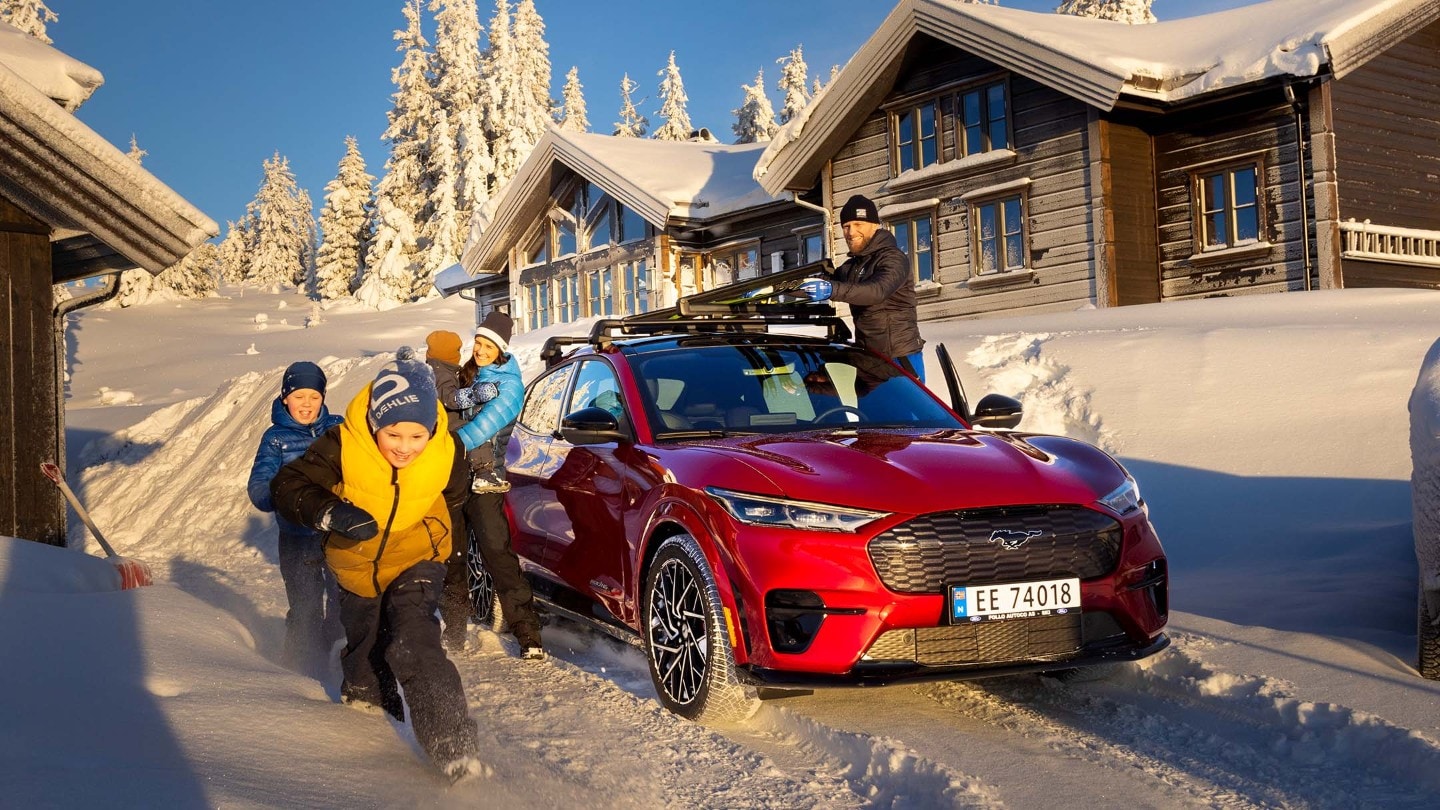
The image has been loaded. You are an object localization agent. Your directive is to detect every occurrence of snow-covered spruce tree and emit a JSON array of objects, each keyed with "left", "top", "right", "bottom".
[
  {"left": 1056, "top": 0, "right": 1157, "bottom": 24},
  {"left": 294, "top": 187, "right": 317, "bottom": 286},
  {"left": 358, "top": 0, "right": 434, "bottom": 307},
  {"left": 431, "top": 0, "right": 492, "bottom": 238},
  {"left": 556, "top": 65, "right": 588, "bottom": 132},
  {"left": 0, "top": 0, "right": 57, "bottom": 43},
  {"left": 486, "top": 0, "right": 551, "bottom": 189},
  {"left": 732, "top": 69, "right": 777, "bottom": 144},
  {"left": 159, "top": 241, "right": 220, "bottom": 299},
  {"left": 653, "top": 51, "right": 692, "bottom": 142},
  {"left": 126, "top": 134, "right": 147, "bottom": 165},
  {"left": 420, "top": 107, "right": 461, "bottom": 276},
  {"left": 776, "top": 45, "right": 810, "bottom": 125},
  {"left": 312, "top": 136, "right": 374, "bottom": 300},
  {"left": 245, "top": 152, "right": 312, "bottom": 289},
  {"left": 613, "top": 72, "right": 648, "bottom": 138},
  {"left": 215, "top": 219, "right": 249, "bottom": 284}
]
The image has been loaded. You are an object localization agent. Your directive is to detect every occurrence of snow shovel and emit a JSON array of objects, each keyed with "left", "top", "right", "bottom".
[{"left": 39, "top": 462, "right": 153, "bottom": 589}]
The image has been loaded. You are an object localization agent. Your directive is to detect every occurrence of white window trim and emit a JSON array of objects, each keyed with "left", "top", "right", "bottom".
[
  {"left": 881, "top": 149, "right": 1018, "bottom": 193},
  {"left": 879, "top": 198, "right": 940, "bottom": 219},
  {"left": 958, "top": 176, "right": 1033, "bottom": 202}
]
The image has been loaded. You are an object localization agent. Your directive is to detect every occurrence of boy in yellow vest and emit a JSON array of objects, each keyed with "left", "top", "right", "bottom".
[{"left": 271, "top": 348, "right": 485, "bottom": 783}]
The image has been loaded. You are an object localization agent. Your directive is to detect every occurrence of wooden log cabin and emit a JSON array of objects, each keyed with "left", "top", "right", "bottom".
[
  {"left": 754, "top": 0, "right": 1440, "bottom": 321},
  {"left": 0, "top": 27, "right": 215, "bottom": 545}
]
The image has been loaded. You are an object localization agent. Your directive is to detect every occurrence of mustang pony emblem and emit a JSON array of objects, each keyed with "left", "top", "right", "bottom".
[{"left": 989, "top": 528, "right": 1042, "bottom": 549}]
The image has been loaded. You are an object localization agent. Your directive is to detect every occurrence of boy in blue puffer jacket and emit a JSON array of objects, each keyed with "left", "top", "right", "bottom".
[
  {"left": 451, "top": 311, "right": 544, "bottom": 659},
  {"left": 247, "top": 361, "right": 345, "bottom": 678}
]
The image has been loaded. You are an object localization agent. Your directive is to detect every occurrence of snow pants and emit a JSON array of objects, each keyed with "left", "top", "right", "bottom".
[
  {"left": 460, "top": 489, "right": 541, "bottom": 644},
  {"left": 278, "top": 530, "right": 342, "bottom": 679},
  {"left": 337, "top": 561, "right": 479, "bottom": 766}
]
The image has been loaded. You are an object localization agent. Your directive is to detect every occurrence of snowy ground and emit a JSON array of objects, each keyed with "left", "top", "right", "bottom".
[{"left": 3, "top": 283, "right": 1439, "bottom": 808}]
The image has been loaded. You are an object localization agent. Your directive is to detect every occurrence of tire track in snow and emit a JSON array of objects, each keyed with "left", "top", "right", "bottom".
[{"left": 922, "top": 632, "right": 1440, "bottom": 808}]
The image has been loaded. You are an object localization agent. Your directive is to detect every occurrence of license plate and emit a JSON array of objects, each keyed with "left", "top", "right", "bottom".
[{"left": 950, "top": 577, "right": 1081, "bottom": 623}]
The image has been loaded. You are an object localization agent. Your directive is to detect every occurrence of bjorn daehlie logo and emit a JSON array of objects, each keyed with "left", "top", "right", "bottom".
[
  {"left": 989, "top": 528, "right": 1042, "bottom": 550},
  {"left": 369, "top": 372, "right": 420, "bottom": 421}
]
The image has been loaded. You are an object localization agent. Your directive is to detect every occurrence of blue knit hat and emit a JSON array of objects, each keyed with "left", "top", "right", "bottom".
[
  {"left": 367, "top": 348, "right": 438, "bottom": 433},
  {"left": 281, "top": 361, "right": 327, "bottom": 399}
]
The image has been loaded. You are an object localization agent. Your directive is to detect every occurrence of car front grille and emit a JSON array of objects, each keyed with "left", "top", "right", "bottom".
[
  {"left": 864, "top": 612, "right": 1082, "bottom": 666},
  {"left": 867, "top": 505, "right": 1122, "bottom": 594}
]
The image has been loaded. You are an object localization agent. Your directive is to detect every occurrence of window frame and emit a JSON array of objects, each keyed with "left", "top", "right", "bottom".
[
  {"left": 1190, "top": 158, "right": 1265, "bottom": 253},
  {"left": 969, "top": 192, "right": 1029, "bottom": 276},
  {"left": 956, "top": 78, "right": 1011, "bottom": 158},
  {"left": 886, "top": 210, "right": 937, "bottom": 284},
  {"left": 890, "top": 99, "right": 940, "bottom": 174},
  {"left": 886, "top": 74, "right": 1012, "bottom": 177}
]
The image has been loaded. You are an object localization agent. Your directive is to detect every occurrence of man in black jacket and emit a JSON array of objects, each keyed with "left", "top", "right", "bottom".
[{"left": 800, "top": 194, "right": 926, "bottom": 380}]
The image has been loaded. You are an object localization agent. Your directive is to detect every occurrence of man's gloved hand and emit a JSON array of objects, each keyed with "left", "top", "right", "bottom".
[
  {"left": 318, "top": 501, "right": 378, "bottom": 541},
  {"left": 797, "top": 277, "right": 833, "bottom": 302}
]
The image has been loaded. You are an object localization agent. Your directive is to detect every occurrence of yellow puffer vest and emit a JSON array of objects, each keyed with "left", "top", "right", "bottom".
[{"left": 327, "top": 384, "right": 456, "bottom": 598}]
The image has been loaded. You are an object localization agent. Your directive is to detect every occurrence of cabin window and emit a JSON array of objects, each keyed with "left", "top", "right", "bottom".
[
  {"left": 892, "top": 100, "right": 939, "bottom": 173},
  {"left": 526, "top": 281, "right": 551, "bottom": 330},
  {"left": 711, "top": 244, "right": 759, "bottom": 287},
  {"left": 1194, "top": 162, "right": 1261, "bottom": 250},
  {"left": 619, "top": 205, "right": 649, "bottom": 243},
  {"left": 889, "top": 214, "right": 935, "bottom": 284},
  {"left": 522, "top": 228, "right": 548, "bottom": 267},
  {"left": 798, "top": 229, "right": 824, "bottom": 264},
  {"left": 584, "top": 181, "right": 613, "bottom": 250},
  {"left": 622, "top": 259, "right": 651, "bottom": 314},
  {"left": 959, "top": 81, "right": 1010, "bottom": 157},
  {"left": 972, "top": 194, "right": 1027, "bottom": 275},
  {"left": 587, "top": 267, "right": 614, "bottom": 317},
  {"left": 558, "top": 274, "right": 580, "bottom": 323}
]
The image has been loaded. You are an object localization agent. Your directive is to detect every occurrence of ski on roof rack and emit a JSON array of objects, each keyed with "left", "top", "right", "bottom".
[{"left": 539, "top": 260, "right": 849, "bottom": 367}]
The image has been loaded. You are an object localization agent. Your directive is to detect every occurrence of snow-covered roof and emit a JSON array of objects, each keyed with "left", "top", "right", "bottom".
[
  {"left": 461, "top": 128, "right": 784, "bottom": 277},
  {"left": 757, "top": 0, "right": 1440, "bottom": 193},
  {"left": 0, "top": 25, "right": 217, "bottom": 275},
  {"left": 0, "top": 22, "right": 101, "bottom": 110}
]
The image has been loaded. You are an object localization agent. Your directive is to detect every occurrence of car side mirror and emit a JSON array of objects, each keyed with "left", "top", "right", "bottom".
[
  {"left": 560, "top": 406, "right": 627, "bottom": 445},
  {"left": 971, "top": 394, "right": 1023, "bottom": 429}
]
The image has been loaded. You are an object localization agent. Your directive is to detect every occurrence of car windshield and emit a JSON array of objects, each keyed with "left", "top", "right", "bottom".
[{"left": 632, "top": 342, "right": 964, "bottom": 437}]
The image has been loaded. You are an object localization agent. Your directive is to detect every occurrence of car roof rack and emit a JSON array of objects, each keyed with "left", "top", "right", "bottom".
[{"left": 539, "top": 261, "right": 853, "bottom": 367}]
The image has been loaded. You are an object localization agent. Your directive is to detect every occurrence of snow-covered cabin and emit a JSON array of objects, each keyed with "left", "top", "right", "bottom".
[
  {"left": 0, "top": 23, "right": 216, "bottom": 544},
  {"left": 446, "top": 128, "right": 822, "bottom": 333},
  {"left": 755, "top": 0, "right": 1440, "bottom": 319}
]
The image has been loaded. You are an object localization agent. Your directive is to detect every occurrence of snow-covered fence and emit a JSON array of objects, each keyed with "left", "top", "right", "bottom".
[
  {"left": 1342, "top": 220, "right": 1440, "bottom": 267},
  {"left": 1407, "top": 337, "right": 1440, "bottom": 678}
]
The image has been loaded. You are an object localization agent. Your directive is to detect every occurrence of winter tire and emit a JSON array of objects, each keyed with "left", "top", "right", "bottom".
[
  {"left": 466, "top": 527, "right": 503, "bottom": 632},
  {"left": 1420, "top": 588, "right": 1440, "bottom": 680},
  {"left": 643, "top": 533, "right": 759, "bottom": 724}
]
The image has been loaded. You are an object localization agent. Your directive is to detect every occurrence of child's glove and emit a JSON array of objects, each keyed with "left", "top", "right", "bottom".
[
  {"left": 318, "top": 502, "right": 378, "bottom": 540},
  {"left": 455, "top": 379, "right": 500, "bottom": 409}
]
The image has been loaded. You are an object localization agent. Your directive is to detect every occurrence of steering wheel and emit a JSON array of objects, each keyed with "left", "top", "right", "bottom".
[{"left": 813, "top": 405, "right": 866, "bottom": 424}]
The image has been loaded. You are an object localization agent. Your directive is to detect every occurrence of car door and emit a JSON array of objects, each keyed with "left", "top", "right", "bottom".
[
  {"left": 505, "top": 361, "right": 575, "bottom": 576},
  {"left": 544, "top": 358, "right": 638, "bottom": 620}
]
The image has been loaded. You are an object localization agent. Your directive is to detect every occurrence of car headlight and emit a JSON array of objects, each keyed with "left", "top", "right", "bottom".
[
  {"left": 1097, "top": 476, "right": 1145, "bottom": 517},
  {"left": 704, "top": 487, "right": 889, "bottom": 533}
]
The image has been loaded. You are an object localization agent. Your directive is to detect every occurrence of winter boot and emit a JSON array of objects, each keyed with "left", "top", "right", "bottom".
[
  {"left": 512, "top": 621, "right": 544, "bottom": 660},
  {"left": 443, "top": 756, "right": 493, "bottom": 785}
]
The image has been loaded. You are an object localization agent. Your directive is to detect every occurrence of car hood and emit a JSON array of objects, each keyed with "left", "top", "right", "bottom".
[{"left": 674, "top": 429, "right": 1128, "bottom": 515}]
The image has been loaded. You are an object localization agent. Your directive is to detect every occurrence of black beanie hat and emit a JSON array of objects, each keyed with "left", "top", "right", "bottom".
[
  {"left": 281, "top": 361, "right": 327, "bottom": 400},
  {"left": 367, "top": 348, "right": 438, "bottom": 433},
  {"left": 474, "top": 310, "right": 514, "bottom": 354},
  {"left": 839, "top": 194, "right": 879, "bottom": 224}
]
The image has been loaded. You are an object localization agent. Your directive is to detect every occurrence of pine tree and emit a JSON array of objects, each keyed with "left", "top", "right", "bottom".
[
  {"left": 313, "top": 136, "right": 374, "bottom": 300},
  {"left": 246, "top": 152, "right": 312, "bottom": 288},
  {"left": 556, "top": 65, "right": 589, "bottom": 132},
  {"left": 215, "top": 220, "right": 249, "bottom": 284},
  {"left": 1056, "top": 0, "right": 1156, "bottom": 24},
  {"left": 653, "top": 51, "right": 692, "bottom": 142},
  {"left": 358, "top": 0, "right": 434, "bottom": 306},
  {"left": 776, "top": 45, "right": 810, "bottom": 125},
  {"left": 0, "top": 0, "right": 57, "bottom": 43},
  {"left": 420, "top": 107, "right": 461, "bottom": 276},
  {"left": 126, "top": 134, "right": 147, "bottom": 165},
  {"left": 732, "top": 69, "right": 778, "bottom": 144},
  {"left": 486, "top": 0, "right": 551, "bottom": 188},
  {"left": 613, "top": 73, "right": 648, "bottom": 138},
  {"left": 431, "top": 0, "right": 492, "bottom": 241}
]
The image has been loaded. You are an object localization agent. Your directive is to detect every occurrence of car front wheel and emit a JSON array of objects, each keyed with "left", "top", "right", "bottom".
[
  {"left": 643, "top": 533, "right": 759, "bottom": 724},
  {"left": 1421, "top": 588, "right": 1440, "bottom": 680}
]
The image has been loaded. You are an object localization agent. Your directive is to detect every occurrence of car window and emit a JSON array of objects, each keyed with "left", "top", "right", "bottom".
[
  {"left": 566, "top": 359, "right": 628, "bottom": 432},
  {"left": 518, "top": 362, "right": 575, "bottom": 434},
  {"left": 633, "top": 343, "right": 962, "bottom": 434}
]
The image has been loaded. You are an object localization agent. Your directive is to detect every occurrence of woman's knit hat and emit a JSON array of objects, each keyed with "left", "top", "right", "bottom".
[
  {"left": 474, "top": 310, "right": 513, "bottom": 354},
  {"left": 367, "top": 348, "right": 438, "bottom": 433},
  {"left": 281, "top": 361, "right": 327, "bottom": 399},
  {"left": 425, "top": 330, "right": 462, "bottom": 365}
]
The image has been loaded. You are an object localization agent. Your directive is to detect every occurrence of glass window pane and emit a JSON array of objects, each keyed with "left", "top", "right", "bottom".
[
  {"left": 1202, "top": 174, "right": 1225, "bottom": 214},
  {"left": 897, "top": 112, "right": 915, "bottom": 173},
  {"left": 962, "top": 91, "right": 981, "bottom": 128},
  {"left": 620, "top": 206, "right": 647, "bottom": 243},
  {"left": 1005, "top": 235, "right": 1023, "bottom": 270},
  {"left": 893, "top": 221, "right": 910, "bottom": 255},
  {"left": 916, "top": 217, "right": 932, "bottom": 253},
  {"left": 1003, "top": 198, "right": 1022, "bottom": 234},
  {"left": 1235, "top": 205, "right": 1259, "bottom": 242},
  {"left": 1206, "top": 212, "right": 1227, "bottom": 247},
  {"left": 636, "top": 259, "right": 650, "bottom": 313},
  {"left": 1233, "top": 167, "right": 1258, "bottom": 207},
  {"left": 917, "top": 249, "right": 933, "bottom": 283},
  {"left": 589, "top": 209, "right": 611, "bottom": 249},
  {"left": 978, "top": 202, "right": 998, "bottom": 274},
  {"left": 556, "top": 219, "right": 576, "bottom": 256}
]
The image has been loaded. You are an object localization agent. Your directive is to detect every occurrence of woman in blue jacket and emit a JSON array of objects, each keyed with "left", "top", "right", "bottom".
[
  {"left": 451, "top": 311, "right": 543, "bottom": 659},
  {"left": 247, "top": 361, "right": 344, "bottom": 678}
]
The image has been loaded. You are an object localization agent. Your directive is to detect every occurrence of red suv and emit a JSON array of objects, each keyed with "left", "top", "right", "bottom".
[{"left": 473, "top": 307, "right": 1168, "bottom": 722}]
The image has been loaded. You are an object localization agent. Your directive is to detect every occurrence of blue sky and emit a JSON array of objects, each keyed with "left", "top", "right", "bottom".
[{"left": 59, "top": 0, "right": 1248, "bottom": 235}]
